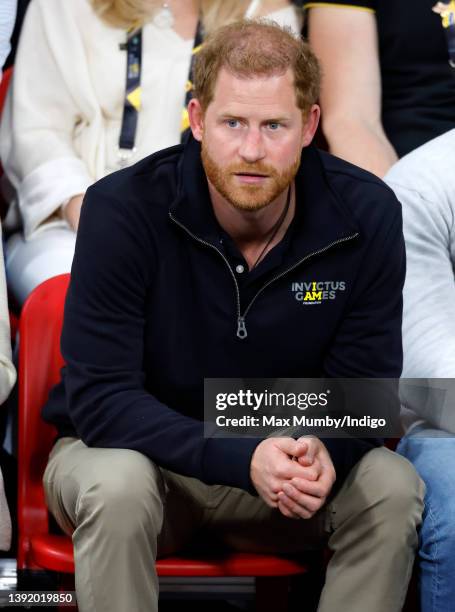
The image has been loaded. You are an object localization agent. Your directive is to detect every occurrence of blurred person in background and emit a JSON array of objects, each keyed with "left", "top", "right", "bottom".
[
  {"left": 0, "top": 0, "right": 19, "bottom": 552},
  {"left": 0, "top": 0, "right": 302, "bottom": 306},
  {"left": 0, "top": 233, "right": 16, "bottom": 553},
  {"left": 305, "top": 1, "right": 455, "bottom": 176},
  {"left": 385, "top": 129, "right": 455, "bottom": 612}
]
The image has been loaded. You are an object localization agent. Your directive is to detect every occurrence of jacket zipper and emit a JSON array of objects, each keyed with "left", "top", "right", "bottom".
[
  {"left": 239, "top": 233, "right": 359, "bottom": 338},
  {"left": 169, "top": 211, "right": 243, "bottom": 329},
  {"left": 169, "top": 211, "right": 358, "bottom": 340}
]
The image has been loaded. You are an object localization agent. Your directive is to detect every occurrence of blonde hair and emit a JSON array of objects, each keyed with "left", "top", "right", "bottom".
[
  {"left": 90, "top": 0, "right": 253, "bottom": 32},
  {"left": 193, "top": 20, "right": 320, "bottom": 115}
]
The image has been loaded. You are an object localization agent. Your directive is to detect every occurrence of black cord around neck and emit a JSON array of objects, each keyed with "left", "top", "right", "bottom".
[{"left": 250, "top": 185, "right": 292, "bottom": 270}]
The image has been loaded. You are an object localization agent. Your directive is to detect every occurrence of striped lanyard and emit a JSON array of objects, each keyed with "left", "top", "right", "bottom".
[
  {"left": 118, "top": 28, "right": 142, "bottom": 166},
  {"left": 118, "top": 18, "right": 204, "bottom": 165},
  {"left": 180, "top": 18, "right": 204, "bottom": 137}
]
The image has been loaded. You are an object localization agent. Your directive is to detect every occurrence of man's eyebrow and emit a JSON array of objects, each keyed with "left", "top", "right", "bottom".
[
  {"left": 262, "top": 117, "right": 290, "bottom": 123},
  {"left": 218, "top": 113, "right": 245, "bottom": 121},
  {"left": 217, "top": 114, "right": 290, "bottom": 123}
]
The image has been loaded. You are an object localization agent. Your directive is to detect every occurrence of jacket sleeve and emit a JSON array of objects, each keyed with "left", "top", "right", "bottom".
[
  {"left": 321, "top": 198, "right": 405, "bottom": 485},
  {"left": 0, "top": 0, "right": 93, "bottom": 238},
  {"left": 388, "top": 179, "right": 455, "bottom": 432},
  {"left": 62, "top": 185, "right": 260, "bottom": 492}
]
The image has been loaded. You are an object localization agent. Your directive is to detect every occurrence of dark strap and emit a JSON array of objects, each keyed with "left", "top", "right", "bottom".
[
  {"left": 119, "top": 29, "right": 142, "bottom": 154},
  {"left": 180, "top": 18, "right": 204, "bottom": 137},
  {"left": 118, "top": 17, "right": 203, "bottom": 155}
]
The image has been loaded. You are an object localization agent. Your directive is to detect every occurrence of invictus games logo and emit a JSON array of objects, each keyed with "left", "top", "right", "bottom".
[{"left": 291, "top": 281, "right": 346, "bottom": 305}]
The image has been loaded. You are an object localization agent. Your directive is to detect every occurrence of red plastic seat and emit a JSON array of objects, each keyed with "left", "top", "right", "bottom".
[
  {"left": 0, "top": 66, "right": 12, "bottom": 115},
  {"left": 18, "top": 274, "right": 309, "bottom": 607}
]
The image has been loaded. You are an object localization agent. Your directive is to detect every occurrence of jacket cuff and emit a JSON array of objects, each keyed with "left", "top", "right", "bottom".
[
  {"left": 202, "top": 436, "right": 262, "bottom": 494},
  {"left": 18, "top": 157, "right": 93, "bottom": 238}
]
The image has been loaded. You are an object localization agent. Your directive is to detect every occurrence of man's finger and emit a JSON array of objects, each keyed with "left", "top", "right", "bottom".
[
  {"left": 282, "top": 483, "right": 325, "bottom": 514},
  {"left": 296, "top": 458, "right": 322, "bottom": 479},
  {"left": 292, "top": 440, "right": 308, "bottom": 458},
  {"left": 290, "top": 477, "right": 327, "bottom": 498},
  {"left": 301, "top": 436, "right": 318, "bottom": 464},
  {"left": 273, "top": 457, "right": 319, "bottom": 484},
  {"left": 274, "top": 437, "right": 304, "bottom": 458},
  {"left": 297, "top": 454, "right": 313, "bottom": 467},
  {"left": 277, "top": 497, "right": 301, "bottom": 519},
  {"left": 278, "top": 492, "right": 313, "bottom": 519}
]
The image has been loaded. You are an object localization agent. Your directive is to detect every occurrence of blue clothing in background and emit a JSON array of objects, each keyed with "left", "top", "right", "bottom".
[
  {"left": 0, "top": 0, "right": 17, "bottom": 71},
  {"left": 397, "top": 425, "right": 455, "bottom": 612}
]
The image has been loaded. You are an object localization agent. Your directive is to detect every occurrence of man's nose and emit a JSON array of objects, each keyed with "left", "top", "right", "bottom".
[{"left": 238, "top": 128, "right": 266, "bottom": 163}]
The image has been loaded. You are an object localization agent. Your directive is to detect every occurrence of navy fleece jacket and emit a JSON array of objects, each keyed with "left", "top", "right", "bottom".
[{"left": 43, "top": 137, "right": 405, "bottom": 493}]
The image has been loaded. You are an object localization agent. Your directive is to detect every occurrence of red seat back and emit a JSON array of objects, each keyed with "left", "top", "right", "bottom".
[
  {"left": 0, "top": 67, "right": 12, "bottom": 116},
  {"left": 18, "top": 274, "right": 70, "bottom": 568}
]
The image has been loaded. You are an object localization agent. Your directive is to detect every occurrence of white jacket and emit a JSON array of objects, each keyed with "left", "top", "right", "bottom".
[{"left": 0, "top": 0, "right": 300, "bottom": 239}]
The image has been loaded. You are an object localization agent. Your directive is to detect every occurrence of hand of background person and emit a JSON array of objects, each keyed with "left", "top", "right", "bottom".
[
  {"left": 277, "top": 436, "right": 336, "bottom": 520},
  {"left": 63, "top": 193, "right": 85, "bottom": 231},
  {"left": 250, "top": 437, "right": 322, "bottom": 511}
]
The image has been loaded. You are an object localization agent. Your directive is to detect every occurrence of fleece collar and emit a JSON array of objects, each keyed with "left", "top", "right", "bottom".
[{"left": 169, "top": 135, "right": 360, "bottom": 264}]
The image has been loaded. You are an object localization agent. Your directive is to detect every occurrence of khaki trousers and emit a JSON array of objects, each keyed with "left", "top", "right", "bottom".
[{"left": 43, "top": 438, "right": 424, "bottom": 612}]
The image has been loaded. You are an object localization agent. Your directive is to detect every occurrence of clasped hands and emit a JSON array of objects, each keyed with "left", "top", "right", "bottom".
[{"left": 250, "top": 436, "right": 336, "bottom": 519}]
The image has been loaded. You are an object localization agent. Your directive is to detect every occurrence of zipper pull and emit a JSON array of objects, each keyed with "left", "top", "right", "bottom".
[{"left": 237, "top": 316, "right": 247, "bottom": 339}]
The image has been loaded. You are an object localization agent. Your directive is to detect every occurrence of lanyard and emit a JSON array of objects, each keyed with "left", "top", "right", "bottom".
[
  {"left": 180, "top": 18, "right": 204, "bottom": 137},
  {"left": 118, "top": 29, "right": 142, "bottom": 165},
  {"left": 118, "top": 18, "right": 204, "bottom": 163}
]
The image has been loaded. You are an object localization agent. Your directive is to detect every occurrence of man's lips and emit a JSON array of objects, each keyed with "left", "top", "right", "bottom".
[
  {"left": 234, "top": 172, "right": 269, "bottom": 183},
  {"left": 235, "top": 172, "right": 269, "bottom": 177}
]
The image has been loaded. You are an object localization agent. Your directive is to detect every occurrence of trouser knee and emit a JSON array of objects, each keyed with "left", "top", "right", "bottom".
[
  {"left": 331, "top": 447, "right": 425, "bottom": 538},
  {"left": 355, "top": 447, "right": 425, "bottom": 534},
  {"left": 44, "top": 441, "right": 166, "bottom": 543},
  {"left": 76, "top": 452, "right": 165, "bottom": 541}
]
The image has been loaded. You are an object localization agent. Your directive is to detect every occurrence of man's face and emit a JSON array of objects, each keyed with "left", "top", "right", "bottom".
[{"left": 190, "top": 67, "right": 318, "bottom": 211}]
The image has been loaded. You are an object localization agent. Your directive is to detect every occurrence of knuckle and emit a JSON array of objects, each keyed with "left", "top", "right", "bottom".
[
  {"left": 271, "top": 480, "right": 282, "bottom": 494},
  {"left": 275, "top": 467, "right": 287, "bottom": 480}
]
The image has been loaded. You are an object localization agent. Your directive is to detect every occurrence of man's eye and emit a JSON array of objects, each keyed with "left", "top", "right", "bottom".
[
  {"left": 268, "top": 122, "right": 280, "bottom": 130},
  {"left": 226, "top": 119, "right": 239, "bottom": 128}
]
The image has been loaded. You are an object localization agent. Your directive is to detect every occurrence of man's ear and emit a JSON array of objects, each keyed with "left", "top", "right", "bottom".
[
  {"left": 301, "top": 104, "right": 321, "bottom": 147},
  {"left": 188, "top": 98, "right": 204, "bottom": 142}
]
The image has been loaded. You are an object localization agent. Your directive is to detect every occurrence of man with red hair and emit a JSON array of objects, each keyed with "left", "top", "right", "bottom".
[{"left": 42, "top": 20, "right": 423, "bottom": 612}]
